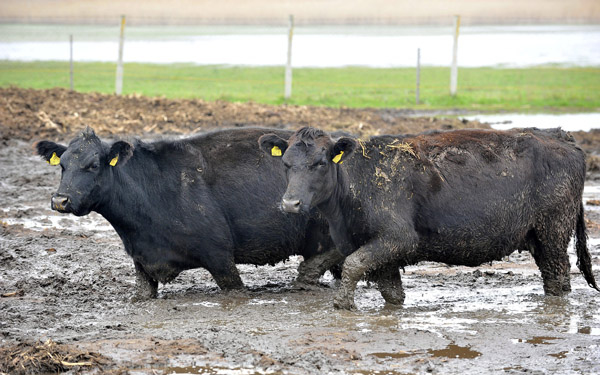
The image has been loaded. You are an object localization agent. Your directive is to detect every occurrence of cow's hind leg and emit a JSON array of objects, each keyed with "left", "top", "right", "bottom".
[
  {"left": 530, "top": 226, "right": 572, "bottom": 296},
  {"left": 133, "top": 261, "right": 158, "bottom": 301},
  {"left": 296, "top": 248, "right": 346, "bottom": 287},
  {"left": 376, "top": 265, "right": 405, "bottom": 306},
  {"left": 205, "top": 253, "right": 244, "bottom": 291}
]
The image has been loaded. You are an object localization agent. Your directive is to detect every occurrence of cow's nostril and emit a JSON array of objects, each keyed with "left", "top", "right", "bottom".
[
  {"left": 51, "top": 195, "right": 70, "bottom": 211},
  {"left": 282, "top": 199, "right": 302, "bottom": 213}
]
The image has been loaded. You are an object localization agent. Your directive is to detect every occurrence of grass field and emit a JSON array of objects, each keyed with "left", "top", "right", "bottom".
[{"left": 1, "top": 60, "right": 599, "bottom": 112}]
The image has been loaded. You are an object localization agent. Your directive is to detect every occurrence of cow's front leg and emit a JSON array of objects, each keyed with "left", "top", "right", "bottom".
[
  {"left": 132, "top": 261, "right": 158, "bottom": 301},
  {"left": 333, "top": 245, "right": 374, "bottom": 311},
  {"left": 334, "top": 235, "right": 415, "bottom": 311}
]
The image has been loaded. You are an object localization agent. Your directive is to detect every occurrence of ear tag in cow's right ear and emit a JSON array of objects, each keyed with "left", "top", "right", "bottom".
[
  {"left": 109, "top": 155, "right": 119, "bottom": 167},
  {"left": 48, "top": 152, "right": 60, "bottom": 166},
  {"left": 271, "top": 146, "right": 282, "bottom": 157},
  {"left": 332, "top": 151, "right": 344, "bottom": 164}
]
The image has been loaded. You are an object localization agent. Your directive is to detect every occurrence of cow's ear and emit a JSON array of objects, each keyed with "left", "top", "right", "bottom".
[
  {"left": 331, "top": 137, "right": 357, "bottom": 164},
  {"left": 107, "top": 141, "right": 134, "bottom": 167},
  {"left": 258, "top": 134, "right": 288, "bottom": 157},
  {"left": 35, "top": 141, "right": 67, "bottom": 166}
]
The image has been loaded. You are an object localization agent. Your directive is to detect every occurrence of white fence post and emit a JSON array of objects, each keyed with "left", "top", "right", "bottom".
[
  {"left": 450, "top": 15, "right": 460, "bottom": 96},
  {"left": 284, "top": 14, "right": 294, "bottom": 100},
  {"left": 69, "top": 34, "right": 74, "bottom": 91},
  {"left": 115, "top": 15, "right": 126, "bottom": 95},
  {"left": 416, "top": 48, "right": 421, "bottom": 105}
]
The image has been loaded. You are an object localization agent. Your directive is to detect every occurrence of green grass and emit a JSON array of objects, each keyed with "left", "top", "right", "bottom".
[{"left": 1, "top": 60, "right": 599, "bottom": 112}]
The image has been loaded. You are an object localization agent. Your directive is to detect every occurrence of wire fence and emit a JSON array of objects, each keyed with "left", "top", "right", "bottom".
[{"left": 1, "top": 18, "right": 598, "bottom": 109}]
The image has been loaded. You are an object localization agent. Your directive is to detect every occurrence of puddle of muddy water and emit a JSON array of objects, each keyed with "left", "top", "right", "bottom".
[
  {"left": 568, "top": 315, "right": 600, "bottom": 335},
  {"left": 163, "top": 365, "right": 274, "bottom": 374},
  {"left": 548, "top": 350, "right": 569, "bottom": 359},
  {"left": 371, "top": 343, "right": 481, "bottom": 360},
  {"left": 1, "top": 207, "right": 114, "bottom": 233},
  {"left": 371, "top": 351, "right": 415, "bottom": 359},
  {"left": 511, "top": 336, "right": 561, "bottom": 345},
  {"left": 352, "top": 371, "right": 413, "bottom": 375},
  {"left": 428, "top": 344, "right": 482, "bottom": 359}
]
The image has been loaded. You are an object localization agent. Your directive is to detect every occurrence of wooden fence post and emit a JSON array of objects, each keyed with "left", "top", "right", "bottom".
[
  {"left": 284, "top": 15, "right": 294, "bottom": 100},
  {"left": 115, "top": 15, "right": 126, "bottom": 95},
  {"left": 416, "top": 48, "right": 421, "bottom": 105},
  {"left": 69, "top": 34, "right": 74, "bottom": 91},
  {"left": 450, "top": 15, "right": 460, "bottom": 96}
]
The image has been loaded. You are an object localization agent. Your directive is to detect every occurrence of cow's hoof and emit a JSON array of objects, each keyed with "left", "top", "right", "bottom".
[
  {"left": 333, "top": 296, "right": 357, "bottom": 311},
  {"left": 295, "top": 273, "right": 321, "bottom": 286},
  {"left": 290, "top": 280, "right": 321, "bottom": 291},
  {"left": 222, "top": 288, "right": 248, "bottom": 298},
  {"left": 292, "top": 274, "right": 321, "bottom": 288},
  {"left": 130, "top": 293, "right": 154, "bottom": 302},
  {"left": 380, "top": 291, "right": 405, "bottom": 306}
]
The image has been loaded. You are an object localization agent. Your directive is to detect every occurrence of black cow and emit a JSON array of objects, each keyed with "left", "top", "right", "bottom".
[
  {"left": 259, "top": 127, "right": 600, "bottom": 310},
  {"left": 36, "top": 127, "right": 333, "bottom": 299}
]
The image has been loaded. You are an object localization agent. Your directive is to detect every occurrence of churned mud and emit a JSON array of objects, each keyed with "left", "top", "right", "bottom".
[
  {"left": 2, "top": 87, "right": 599, "bottom": 179},
  {"left": 2, "top": 141, "right": 600, "bottom": 375},
  {"left": 1, "top": 88, "right": 600, "bottom": 374}
]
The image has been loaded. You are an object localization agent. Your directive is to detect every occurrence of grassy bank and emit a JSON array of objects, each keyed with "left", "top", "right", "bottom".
[{"left": 1, "top": 61, "right": 599, "bottom": 111}]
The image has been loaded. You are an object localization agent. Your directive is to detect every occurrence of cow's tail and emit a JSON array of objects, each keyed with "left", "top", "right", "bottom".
[{"left": 576, "top": 201, "right": 600, "bottom": 292}]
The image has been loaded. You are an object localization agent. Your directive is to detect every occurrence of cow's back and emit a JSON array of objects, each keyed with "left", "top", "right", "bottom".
[
  {"left": 341, "top": 128, "right": 586, "bottom": 266},
  {"left": 413, "top": 128, "right": 585, "bottom": 265}
]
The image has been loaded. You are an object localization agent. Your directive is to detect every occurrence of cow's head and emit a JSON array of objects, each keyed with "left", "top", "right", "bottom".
[
  {"left": 36, "top": 127, "right": 134, "bottom": 216},
  {"left": 259, "top": 127, "right": 356, "bottom": 214}
]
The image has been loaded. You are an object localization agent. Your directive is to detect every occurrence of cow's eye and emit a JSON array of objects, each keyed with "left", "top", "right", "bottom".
[
  {"left": 283, "top": 161, "right": 291, "bottom": 169},
  {"left": 313, "top": 160, "right": 327, "bottom": 168},
  {"left": 88, "top": 162, "right": 99, "bottom": 170}
]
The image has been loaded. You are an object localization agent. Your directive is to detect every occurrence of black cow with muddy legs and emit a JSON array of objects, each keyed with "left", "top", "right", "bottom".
[
  {"left": 36, "top": 127, "right": 333, "bottom": 300},
  {"left": 259, "top": 127, "right": 600, "bottom": 311}
]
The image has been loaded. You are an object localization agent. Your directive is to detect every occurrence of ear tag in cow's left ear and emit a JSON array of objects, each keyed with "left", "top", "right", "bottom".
[
  {"left": 109, "top": 155, "right": 119, "bottom": 167},
  {"left": 271, "top": 146, "right": 282, "bottom": 157},
  {"left": 48, "top": 152, "right": 60, "bottom": 166},
  {"left": 332, "top": 151, "right": 344, "bottom": 164}
]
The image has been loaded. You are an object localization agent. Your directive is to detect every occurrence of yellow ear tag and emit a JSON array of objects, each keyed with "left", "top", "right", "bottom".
[
  {"left": 49, "top": 152, "right": 60, "bottom": 166},
  {"left": 332, "top": 151, "right": 344, "bottom": 164},
  {"left": 271, "top": 146, "right": 282, "bottom": 157},
  {"left": 109, "top": 155, "right": 119, "bottom": 167}
]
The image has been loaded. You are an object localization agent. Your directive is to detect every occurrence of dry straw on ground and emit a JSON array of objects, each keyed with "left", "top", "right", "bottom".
[{"left": 0, "top": 339, "right": 109, "bottom": 374}]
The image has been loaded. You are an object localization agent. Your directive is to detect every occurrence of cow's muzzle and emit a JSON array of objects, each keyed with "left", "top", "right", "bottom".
[
  {"left": 281, "top": 198, "right": 302, "bottom": 214},
  {"left": 51, "top": 194, "right": 71, "bottom": 213}
]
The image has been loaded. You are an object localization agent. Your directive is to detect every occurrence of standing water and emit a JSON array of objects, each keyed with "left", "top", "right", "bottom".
[{"left": 1, "top": 24, "right": 599, "bottom": 67}]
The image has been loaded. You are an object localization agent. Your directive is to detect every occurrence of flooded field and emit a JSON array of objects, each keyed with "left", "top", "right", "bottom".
[
  {"left": 468, "top": 113, "right": 600, "bottom": 133},
  {"left": 1, "top": 24, "right": 599, "bottom": 67},
  {"left": 1, "top": 135, "right": 600, "bottom": 374}
]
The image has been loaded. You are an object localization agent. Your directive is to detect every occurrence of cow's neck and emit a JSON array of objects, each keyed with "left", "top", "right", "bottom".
[
  {"left": 95, "top": 157, "right": 157, "bottom": 237},
  {"left": 318, "top": 166, "right": 358, "bottom": 253}
]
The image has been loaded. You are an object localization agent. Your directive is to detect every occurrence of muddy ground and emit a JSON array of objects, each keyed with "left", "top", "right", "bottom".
[
  {"left": 2, "top": 87, "right": 599, "bottom": 178},
  {"left": 1, "top": 88, "right": 600, "bottom": 374}
]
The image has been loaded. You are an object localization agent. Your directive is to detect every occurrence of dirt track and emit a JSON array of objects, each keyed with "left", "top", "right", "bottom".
[{"left": 1, "top": 87, "right": 600, "bottom": 374}]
